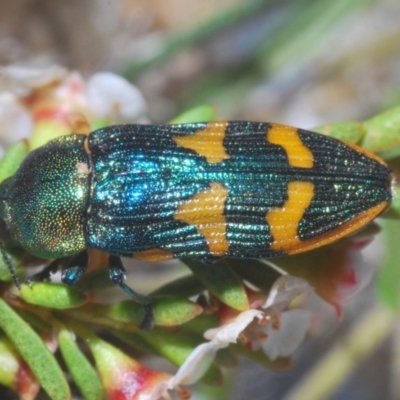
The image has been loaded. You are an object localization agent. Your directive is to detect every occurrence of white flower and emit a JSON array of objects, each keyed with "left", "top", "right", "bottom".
[
  {"left": 0, "top": 65, "right": 67, "bottom": 96},
  {"left": 86, "top": 72, "right": 147, "bottom": 122},
  {"left": 259, "top": 308, "right": 312, "bottom": 360},
  {"left": 262, "top": 275, "right": 313, "bottom": 314},
  {"left": 95, "top": 277, "right": 320, "bottom": 399},
  {"left": 167, "top": 309, "right": 264, "bottom": 389},
  {"left": 0, "top": 92, "right": 33, "bottom": 147},
  {"left": 0, "top": 65, "right": 148, "bottom": 150},
  {"left": 248, "top": 275, "right": 316, "bottom": 360}
]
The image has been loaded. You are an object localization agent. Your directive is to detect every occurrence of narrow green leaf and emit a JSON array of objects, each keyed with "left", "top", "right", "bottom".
[
  {"left": 0, "top": 298, "right": 70, "bottom": 400},
  {"left": 170, "top": 105, "right": 217, "bottom": 124},
  {"left": 111, "top": 330, "right": 159, "bottom": 354},
  {"left": 0, "top": 335, "right": 19, "bottom": 388},
  {"left": 65, "top": 303, "right": 137, "bottom": 328},
  {"left": 151, "top": 274, "right": 205, "bottom": 297},
  {"left": 314, "top": 121, "right": 365, "bottom": 144},
  {"left": 30, "top": 121, "right": 70, "bottom": 150},
  {"left": 363, "top": 105, "right": 400, "bottom": 152},
  {"left": 182, "top": 259, "right": 249, "bottom": 311},
  {"left": 136, "top": 328, "right": 201, "bottom": 366},
  {"left": 16, "top": 310, "right": 53, "bottom": 333},
  {"left": 90, "top": 118, "right": 111, "bottom": 131},
  {"left": 377, "top": 218, "right": 400, "bottom": 310},
  {"left": 59, "top": 328, "right": 106, "bottom": 400},
  {"left": 17, "top": 282, "right": 87, "bottom": 309},
  {"left": 228, "top": 258, "right": 282, "bottom": 291},
  {"left": 122, "top": 0, "right": 274, "bottom": 78},
  {"left": 0, "top": 140, "right": 29, "bottom": 183},
  {"left": 153, "top": 297, "right": 203, "bottom": 326},
  {"left": 0, "top": 246, "right": 26, "bottom": 283},
  {"left": 181, "top": 314, "right": 219, "bottom": 335},
  {"left": 384, "top": 184, "right": 400, "bottom": 219},
  {"left": 108, "top": 297, "right": 203, "bottom": 326}
]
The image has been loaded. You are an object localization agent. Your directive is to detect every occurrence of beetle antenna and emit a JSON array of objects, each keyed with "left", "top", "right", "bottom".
[{"left": 0, "top": 241, "right": 20, "bottom": 289}]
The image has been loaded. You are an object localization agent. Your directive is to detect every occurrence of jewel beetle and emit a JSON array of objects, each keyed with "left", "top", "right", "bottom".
[{"left": 0, "top": 122, "right": 393, "bottom": 328}]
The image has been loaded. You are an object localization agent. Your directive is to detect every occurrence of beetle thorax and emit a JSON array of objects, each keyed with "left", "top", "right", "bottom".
[{"left": 0, "top": 135, "right": 90, "bottom": 259}]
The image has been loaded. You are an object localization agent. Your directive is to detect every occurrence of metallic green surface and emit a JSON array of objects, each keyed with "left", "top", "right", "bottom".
[{"left": 0, "top": 135, "right": 89, "bottom": 259}]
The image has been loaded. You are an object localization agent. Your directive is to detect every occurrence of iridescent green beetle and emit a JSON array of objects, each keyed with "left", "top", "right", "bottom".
[{"left": 0, "top": 122, "right": 393, "bottom": 327}]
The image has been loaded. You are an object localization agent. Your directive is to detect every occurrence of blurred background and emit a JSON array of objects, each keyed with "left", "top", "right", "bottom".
[
  {"left": 1, "top": 0, "right": 400, "bottom": 399},
  {"left": 1, "top": 0, "right": 400, "bottom": 128}
]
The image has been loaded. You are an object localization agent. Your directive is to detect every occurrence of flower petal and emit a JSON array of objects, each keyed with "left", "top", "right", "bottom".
[
  {"left": 86, "top": 72, "right": 147, "bottom": 121},
  {"left": 204, "top": 309, "right": 264, "bottom": 345},
  {"left": 262, "top": 276, "right": 313, "bottom": 315},
  {"left": 0, "top": 93, "right": 33, "bottom": 146},
  {"left": 52, "top": 72, "right": 87, "bottom": 107},
  {"left": 0, "top": 65, "right": 67, "bottom": 96},
  {"left": 261, "top": 309, "right": 312, "bottom": 360},
  {"left": 169, "top": 342, "right": 218, "bottom": 388}
]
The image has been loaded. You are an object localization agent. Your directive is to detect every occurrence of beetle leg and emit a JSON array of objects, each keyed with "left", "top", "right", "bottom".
[
  {"left": 26, "top": 259, "right": 61, "bottom": 284},
  {"left": 61, "top": 250, "right": 88, "bottom": 285},
  {"left": 108, "top": 255, "right": 153, "bottom": 330}
]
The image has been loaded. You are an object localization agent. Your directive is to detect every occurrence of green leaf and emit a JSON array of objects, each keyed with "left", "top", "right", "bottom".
[
  {"left": 30, "top": 121, "right": 71, "bottom": 150},
  {"left": 90, "top": 118, "right": 111, "bottom": 131},
  {"left": 153, "top": 297, "right": 203, "bottom": 325},
  {"left": 228, "top": 258, "right": 282, "bottom": 291},
  {"left": 363, "top": 105, "right": 400, "bottom": 153},
  {"left": 0, "top": 140, "right": 29, "bottom": 183},
  {"left": 182, "top": 259, "right": 249, "bottom": 311},
  {"left": 0, "top": 335, "right": 19, "bottom": 388},
  {"left": 16, "top": 310, "right": 53, "bottom": 333},
  {"left": 17, "top": 282, "right": 87, "bottom": 309},
  {"left": 181, "top": 314, "right": 219, "bottom": 335},
  {"left": 151, "top": 274, "right": 205, "bottom": 297},
  {"left": 136, "top": 327, "right": 201, "bottom": 365},
  {"left": 59, "top": 328, "right": 106, "bottom": 400},
  {"left": 377, "top": 218, "right": 400, "bottom": 310},
  {"left": 314, "top": 121, "right": 365, "bottom": 144},
  {"left": 111, "top": 330, "right": 159, "bottom": 354},
  {"left": 384, "top": 184, "right": 400, "bottom": 219},
  {"left": 170, "top": 105, "right": 217, "bottom": 124},
  {"left": 0, "top": 246, "right": 26, "bottom": 283},
  {"left": 0, "top": 298, "right": 70, "bottom": 400},
  {"left": 107, "top": 297, "right": 203, "bottom": 326}
]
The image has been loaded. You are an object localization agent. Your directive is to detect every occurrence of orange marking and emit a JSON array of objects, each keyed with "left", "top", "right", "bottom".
[
  {"left": 173, "top": 122, "right": 230, "bottom": 163},
  {"left": 267, "top": 182, "right": 389, "bottom": 255},
  {"left": 133, "top": 248, "right": 174, "bottom": 262},
  {"left": 267, "top": 124, "right": 314, "bottom": 168},
  {"left": 286, "top": 201, "right": 389, "bottom": 255},
  {"left": 267, "top": 181, "right": 315, "bottom": 252},
  {"left": 174, "top": 182, "right": 229, "bottom": 256}
]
